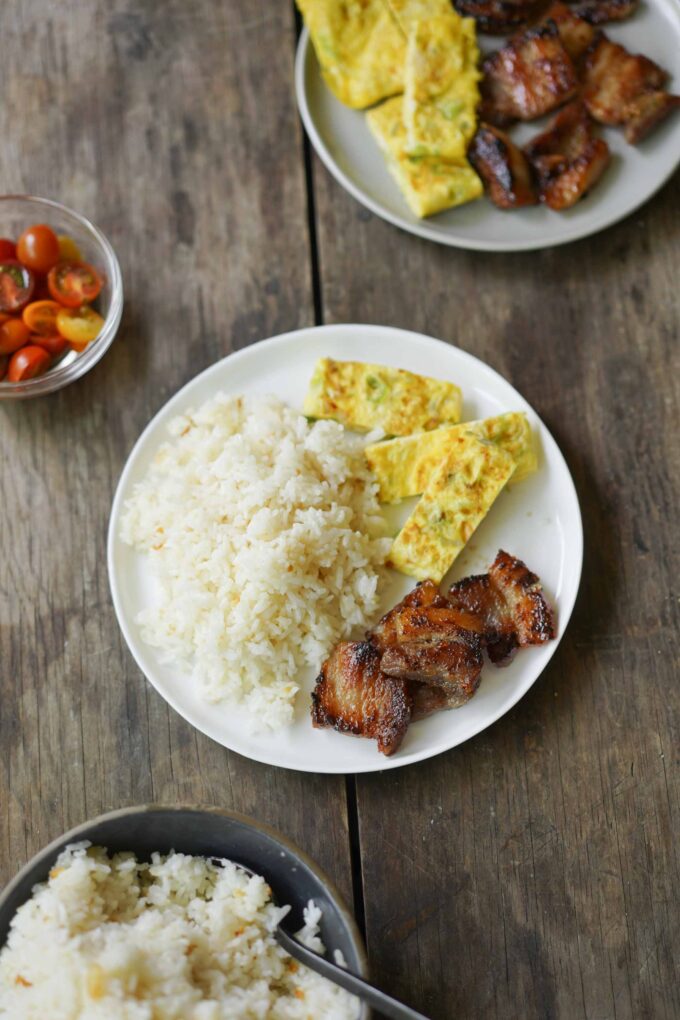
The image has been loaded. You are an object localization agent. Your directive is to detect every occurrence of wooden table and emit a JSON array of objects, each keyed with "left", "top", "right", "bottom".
[{"left": 1, "top": 3, "right": 678, "bottom": 1017}]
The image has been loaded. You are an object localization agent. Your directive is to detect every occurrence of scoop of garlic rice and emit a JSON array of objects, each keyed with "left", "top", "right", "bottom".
[
  {"left": 0, "top": 843, "right": 359, "bottom": 1019},
  {"left": 120, "top": 393, "right": 390, "bottom": 730}
]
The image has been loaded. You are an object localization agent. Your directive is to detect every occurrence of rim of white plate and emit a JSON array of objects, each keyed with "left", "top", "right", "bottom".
[
  {"left": 294, "top": 12, "right": 680, "bottom": 252},
  {"left": 108, "top": 325, "right": 584, "bottom": 773}
]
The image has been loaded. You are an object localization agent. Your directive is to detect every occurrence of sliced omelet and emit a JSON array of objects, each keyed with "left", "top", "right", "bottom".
[
  {"left": 385, "top": 0, "right": 454, "bottom": 32},
  {"left": 366, "top": 96, "right": 483, "bottom": 217},
  {"left": 303, "top": 358, "right": 462, "bottom": 435},
  {"left": 388, "top": 438, "right": 515, "bottom": 582},
  {"left": 403, "top": 13, "right": 481, "bottom": 161},
  {"left": 365, "top": 412, "right": 537, "bottom": 503},
  {"left": 297, "top": 0, "right": 406, "bottom": 109}
]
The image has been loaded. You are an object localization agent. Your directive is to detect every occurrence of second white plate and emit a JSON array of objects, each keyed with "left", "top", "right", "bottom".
[
  {"left": 108, "top": 325, "right": 582, "bottom": 773},
  {"left": 295, "top": 1, "right": 680, "bottom": 252}
]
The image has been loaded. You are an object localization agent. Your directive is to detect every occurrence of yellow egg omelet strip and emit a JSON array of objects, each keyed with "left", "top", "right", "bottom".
[
  {"left": 388, "top": 438, "right": 515, "bottom": 582},
  {"left": 365, "top": 412, "right": 537, "bottom": 503},
  {"left": 303, "top": 357, "right": 462, "bottom": 436},
  {"left": 403, "top": 13, "right": 481, "bottom": 161},
  {"left": 297, "top": 0, "right": 406, "bottom": 109},
  {"left": 385, "top": 0, "right": 454, "bottom": 32},
  {"left": 366, "top": 96, "right": 482, "bottom": 218}
]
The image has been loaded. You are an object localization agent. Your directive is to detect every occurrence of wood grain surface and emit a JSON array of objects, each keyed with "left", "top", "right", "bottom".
[
  {"left": 1, "top": 2, "right": 679, "bottom": 1018},
  {"left": 0, "top": 0, "right": 355, "bottom": 909}
]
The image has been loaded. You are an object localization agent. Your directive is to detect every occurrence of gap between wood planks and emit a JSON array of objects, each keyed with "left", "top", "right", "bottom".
[{"left": 291, "top": 3, "right": 366, "bottom": 942}]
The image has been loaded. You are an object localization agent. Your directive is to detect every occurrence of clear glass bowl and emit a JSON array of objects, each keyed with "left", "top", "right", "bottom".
[{"left": 0, "top": 195, "right": 123, "bottom": 399}]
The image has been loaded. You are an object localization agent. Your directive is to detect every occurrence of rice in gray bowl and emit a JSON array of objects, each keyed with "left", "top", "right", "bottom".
[{"left": 0, "top": 843, "right": 359, "bottom": 1018}]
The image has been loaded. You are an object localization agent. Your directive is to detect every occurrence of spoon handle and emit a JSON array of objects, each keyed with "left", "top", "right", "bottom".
[{"left": 275, "top": 926, "right": 431, "bottom": 1020}]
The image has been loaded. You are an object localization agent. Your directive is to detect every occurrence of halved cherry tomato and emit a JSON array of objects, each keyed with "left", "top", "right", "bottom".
[
  {"left": 56, "top": 305, "right": 104, "bottom": 349},
  {"left": 48, "top": 261, "right": 103, "bottom": 307},
  {"left": 17, "top": 224, "right": 60, "bottom": 274},
  {"left": 23, "top": 300, "right": 62, "bottom": 336},
  {"left": 57, "top": 235, "right": 82, "bottom": 263},
  {"left": 0, "top": 261, "right": 35, "bottom": 312},
  {"left": 31, "top": 333, "right": 68, "bottom": 357},
  {"left": 0, "top": 354, "right": 8, "bottom": 380},
  {"left": 7, "top": 344, "right": 50, "bottom": 381},
  {"left": 0, "top": 239, "right": 17, "bottom": 261},
  {"left": 0, "top": 317, "right": 31, "bottom": 354}
]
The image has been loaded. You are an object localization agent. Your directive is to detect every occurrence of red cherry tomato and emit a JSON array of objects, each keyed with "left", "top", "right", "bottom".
[
  {"left": 0, "top": 239, "right": 17, "bottom": 261},
  {"left": 0, "top": 317, "right": 31, "bottom": 354},
  {"left": 48, "top": 261, "right": 103, "bottom": 307},
  {"left": 7, "top": 344, "right": 50, "bottom": 381},
  {"left": 16, "top": 224, "right": 60, "bottom": 274},
  {"left": 31, "top": 333, "right": 68, "bottom": 356},
  {"left": 23, "top": 300, "right": 62, "bottom": 336},
  {"left": 0, "top": 354, "right": 8, "bottom": 380},
  {"left": 0, "top": 260, "right": 35, "bottom": 312}
]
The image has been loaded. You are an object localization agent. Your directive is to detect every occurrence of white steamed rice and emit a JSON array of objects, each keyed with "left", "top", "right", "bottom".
[
  {"left": 0, "top": 843, "right": 359, "bottom": 1019},
  {"left": 119, "top": 393, "right": 390, "bottom": 730}
]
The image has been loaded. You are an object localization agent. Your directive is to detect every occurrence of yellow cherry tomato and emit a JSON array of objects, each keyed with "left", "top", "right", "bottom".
[
  {"left": 57, "top": 235, "right": 83, "bottom": 263},
  {"left": 56, "top": 305, "right": 104, "bottom": 351}
]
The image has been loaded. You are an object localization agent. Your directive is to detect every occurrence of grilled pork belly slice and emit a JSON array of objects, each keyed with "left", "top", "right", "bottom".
[
  {"left": 410, "top": 681, "right": 476, "bottom": 720},
  {"left": 370, "top": 578, "right": 484, "bottom": 696},
  {"left": 469, "top": 124, "right": 539, "bottom": 209},
  {"left": 582, "top": 35, "right": 680, "bottom": 141},
  {"left": 480, "top": 22, "right": 578, "bottom": 126},
  {"left": 490, "top": 549, "right": 556, "bottom": 645},
  {"left": 623, "top": 91, "right": 680, "bottom": 143},
  {"left": 453, "top": 0, "right": 545, "bottom": 34},
  {"left": 311, "top": 641, "right": 412, "bottom": 756},
  {"left": 370, "top": 578, "right": 483, "bottom": 649},
  {"left": 448, "top": 550, "right": 556, "bottom": 666},
  {"left": 565, "top": 0, "right": 638, "bottom": 25},
  {"left": 542, "top": 2, "right": 595, "bottom": 61},
  {"left": 381, "top": 640, "right": 483, "bottom": 700},
  {"left": 524, "top": 101, "right": 610, "bottom": 209}
]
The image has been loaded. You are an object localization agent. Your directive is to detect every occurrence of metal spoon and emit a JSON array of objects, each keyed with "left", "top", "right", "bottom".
[{"left": 213, "top": 858, "right": 431, "bottom": 1020}]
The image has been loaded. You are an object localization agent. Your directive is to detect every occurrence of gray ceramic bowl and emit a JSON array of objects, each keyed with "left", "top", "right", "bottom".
[{"left": 0, "top": 804, "right": 368, "bottom": 1018}]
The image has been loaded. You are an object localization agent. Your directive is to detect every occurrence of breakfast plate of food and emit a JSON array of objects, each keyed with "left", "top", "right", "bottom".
[
  {"left": 108, "top": 324, "right": 582, "bottom": 773},
  {"left": 295, "top": 0, "right": 680, "bottom": 251}
]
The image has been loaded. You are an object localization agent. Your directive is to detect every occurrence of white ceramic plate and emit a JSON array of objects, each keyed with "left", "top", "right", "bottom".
[
  {"left": 108, "top": 325, "right": 583, "bottom": 773},
  {"left": 295, "top": 1, "right": 680, "bottom": 252}
]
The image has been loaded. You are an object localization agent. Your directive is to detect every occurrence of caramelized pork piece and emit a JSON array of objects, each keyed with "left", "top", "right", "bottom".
[
  {"left": 447, "top": 550, "right": 556, "bottom": 666},
  {"left": 410, "top": 682, "right": 469, "bottom": 721},
  {"left": 524, "top": 101, "right": 610, "bottom": 209},
  {"left": 369, "top": 577, "right": 484, "bottom": 698},
  {"left": 480, "top": 22, "right": 578, "bottom": 127},
  {"left": 469, "top": 124, "right": 539, "bottom": 209},
  {"left": 371, "top": 578, "right": 482, "bottom": 650},
  {"left": 623, "top": 91, "right": 680, "bottom": 143},
  {"left": 311, "top": 641, "right": 411, "bottom": 756},
  {"left": 566, "top": 0, "right": 638, "bottom": 25},
  {"left": 454, "top": 0, "right": 546, "bottom": 34},
  {"left": 490, "top": 550, "right": 556, "bottom": 643},
  {"left": 542, "top": 2, "right": 595, "bottom": 61},
  {"left": 583, "top": 35, "right": 680, "bottom": 141},
  {"left": 444, "top": 573, "right": 514, "bottom": 663},
  {"left": 381, "top": 640, "right": 483, "bottom": 699}
]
